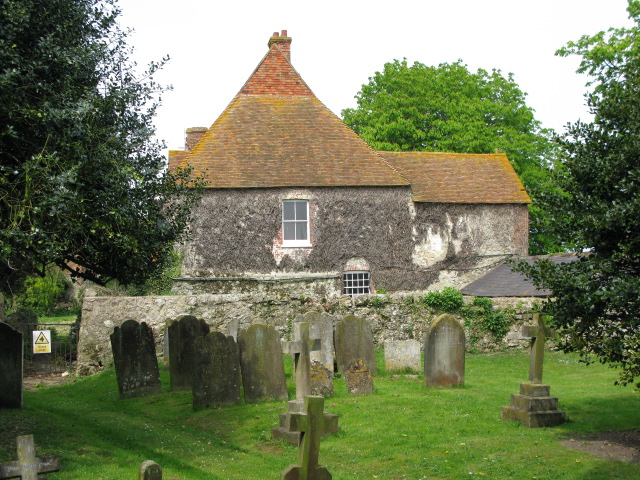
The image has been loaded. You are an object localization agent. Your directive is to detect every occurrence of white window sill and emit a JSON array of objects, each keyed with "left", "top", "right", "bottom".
[{"left": 282, "top": 242, "right": 313, "bottom": 248}]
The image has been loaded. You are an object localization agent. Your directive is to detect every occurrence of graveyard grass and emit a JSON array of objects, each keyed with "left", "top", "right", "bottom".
[{"left": 1, "top": 352, "right": 639, "bottom": 480}]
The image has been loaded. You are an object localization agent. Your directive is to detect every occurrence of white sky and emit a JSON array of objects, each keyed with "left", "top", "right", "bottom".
[{"left": 116, "top": 0, "right": 634, "bottom": 153}]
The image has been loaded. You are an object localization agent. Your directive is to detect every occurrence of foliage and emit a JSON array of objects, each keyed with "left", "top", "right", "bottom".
[
  {"left": 2, "top": 353, "right": 639, "bottom": 479},
  {"left": 121, "top": 249, "right": 183, "bottom": 296},
  {"left": 342, "top": 60, "right": 564, "bottom": 254},
  {"left": 515, "top": 0, "right": 640, "bottom": 388},
  {"left": 18, "top": 266, "right": 67, "bottom": 315},
  {"left": 461, "top": 296, "right": 514, "bottom": 344},
  {"left": 423, "top": 286, "right": 464, "bottom": 312},
  {"left": 0, "top": 0, "right": 204, "bottom": 296}
]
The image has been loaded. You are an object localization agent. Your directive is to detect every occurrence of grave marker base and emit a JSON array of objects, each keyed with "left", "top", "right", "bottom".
[{"left": 502, "top": 382, "right": 566, "bottom": 428}]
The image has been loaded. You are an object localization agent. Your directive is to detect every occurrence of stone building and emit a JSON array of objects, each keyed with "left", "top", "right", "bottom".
[{"left": 168, "top": 30, "right": 530, "bottom": 297}]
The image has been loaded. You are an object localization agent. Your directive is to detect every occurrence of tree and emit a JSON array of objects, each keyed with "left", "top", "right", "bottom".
[
  {"left": 515, "top": 0, "right": 640, "bottom": 388},
  {"left": 0, "top": 0, "right": 203, "bottom": 295},
  {"left": 341, "top": 60, "right": 562, "bottom": 254}
]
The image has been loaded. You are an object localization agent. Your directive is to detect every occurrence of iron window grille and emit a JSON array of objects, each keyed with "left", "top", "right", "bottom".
[{"left": 342, "top": 271, "right": 371, "bottom": 296}]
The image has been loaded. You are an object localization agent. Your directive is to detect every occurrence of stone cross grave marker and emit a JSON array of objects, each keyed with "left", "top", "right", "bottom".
[
  {"left": 0, "top": 322, "right": 23, "bottom": 408},
  {"left": 192, "top": 331, "right": 241, "bottom": 409},
  {"left": 110, "top": 320, "right": 162, "bottom": 399},
  {"left": 334, "top": 315, "right": 376, "bottom": 375},
  {"left": 139, "top": 460, "right": 162, "bottom": 480},
  {"left": 522, "top": 312, "right": 554, "bottom": 384},
  {"left": 424, "top": 314, "right": 465, "bottom": 387},
  {"left": 167, "top": 315, "right": 210, "bottom": 391},
  {"left": 0, "top": 435, "right": 60, "bottom": 480},
  {"left": 281, "top": 395, "right": 333, "bottom": 480},
  {"left": 283, "top": 322, "right": 322, "bottom": 401},
  {"left": 294, "top": 312, "right": 334, "bottom": 371},
  {"left": 238, "top": 324, "right": 287, "bottom": 402}
]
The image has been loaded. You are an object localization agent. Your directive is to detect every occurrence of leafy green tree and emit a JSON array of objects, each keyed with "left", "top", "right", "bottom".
[
  {"left": 516, "top": 0, "right": 640, "bottom": 388},
  {"left": 0, "top": 0, "right": 203, "bottom": 294},
  {"left": 342, "top": 60, "right": 562, "bottom": 254}
]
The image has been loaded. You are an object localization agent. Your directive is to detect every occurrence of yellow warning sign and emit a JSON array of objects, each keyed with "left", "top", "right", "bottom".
[{"left": 32, "top": 330, "right": 51, "bottom": 354}]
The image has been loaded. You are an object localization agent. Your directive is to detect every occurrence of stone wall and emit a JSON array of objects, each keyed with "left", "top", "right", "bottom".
[
  {"left": 176, "top": 187, "right": 529, "bottom": 295},
  {"left": 77, "top": 291, "right": 540, "bottom": 374}
]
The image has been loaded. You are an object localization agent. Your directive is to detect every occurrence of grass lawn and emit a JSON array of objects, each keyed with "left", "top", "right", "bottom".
[{"left": 1, "top": 351, "right": 639, "bottom": 479}]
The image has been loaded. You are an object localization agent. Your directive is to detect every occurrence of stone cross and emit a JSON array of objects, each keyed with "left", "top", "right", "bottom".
[
  {"left": 281, "top": 395, "right": 333, "bottom": 480},
  {"left": 283, "top": 322, "right": 322, "bottom": 400},
  {"left": 0, "top": 435, "right": 60, "bottom": 480},
  {"left": 522, "top": 312, "right": 554, "bottom": 384}
]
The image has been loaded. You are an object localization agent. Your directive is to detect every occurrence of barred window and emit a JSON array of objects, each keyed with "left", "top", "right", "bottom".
[{"left": 343, "top": 271, "right": 370, "bottom": 296}]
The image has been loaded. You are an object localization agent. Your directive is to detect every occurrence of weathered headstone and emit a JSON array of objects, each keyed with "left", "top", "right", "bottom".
[
  {"left": 273, "top": 324, "right": 338, "bottom": 445},
  {"left": 238, "top": 324, "right": 287, "bottom": 402},
  {"left": 333, "top": 315, "right": 376, "bottom": 375},
  {"left": 294, "top": 312, "right": 334, "bottom": 371},
  {"left": 139, "top": 460, "right": 162, "bottom": 480},
  {"left": 310, "top": 361, "right": 334, "bottom": 397},
  {"left": 384, "top": 339, "right": 421, "bottom": 372},
  {"left": 192, "top": 331, "right": 241, "bottom": 409},
  {"left": 281, "top": 395, "right": 333, "bottom": 480},
  {"left": 424, "top": 314, "right": 465, "bottom": 387},
  {"left": 502, "top": 313, "right": 565, "bottom": 427},
  {"left": 0, "top": 322, "right": 23, "bottom": 408},
  {"left": 167, "top": 315, "right": 210, "bottom": 391},
  {"left": 110, "top": 320, "right": 162, "bottom": 399},
  {"left": 0, "top": 435, "right": 60, "bottom": 480},
  {"left": 344, "top": 359, "right": 374, "bottom": 395}
]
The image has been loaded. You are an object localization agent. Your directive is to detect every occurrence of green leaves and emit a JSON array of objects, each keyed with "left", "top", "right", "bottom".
[
  {"left": 0, "top": 0, "right": 203, "bottom": 293},
  {"left": 342, "top": 59, "right": 563, "bottom": 254},
  {"left": 516, "top": 0, "right": 640, "bottom": 389}
]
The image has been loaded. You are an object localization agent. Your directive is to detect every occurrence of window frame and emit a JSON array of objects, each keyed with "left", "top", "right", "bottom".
[
  {"left": 282, "top": 199, "right": 311, "bottom": 247},
  {"left": 342, "top": 271, "right": 371, "bottom": 296}
]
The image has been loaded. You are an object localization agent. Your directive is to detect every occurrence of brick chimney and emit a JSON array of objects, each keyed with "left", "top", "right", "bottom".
[
  {"left": 185, "top": 127, "right": 208, "bottom": 151},
  {"left": 268, "top": 29, "right": 291, "bottom": 62}
]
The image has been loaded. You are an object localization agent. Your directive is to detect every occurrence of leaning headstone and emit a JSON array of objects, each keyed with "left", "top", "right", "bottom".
[
  {"left": 344, "top": 359, "right": 374, "bottom": 395},
  {"left": 310, "top": 361, "right": 334, "bottom": 397},
  {"left": 502, "top": 313, "right": 565, "bottom": 427},
  {"left": 192, "top": 332, "right": 241, "bottom": 409},
  {"left": 167, "top": 315, "right": 210, "bottom": 391},
  {"left": 334, "top": 315, "right": 377, "bottom": 375},
  {"left": 0, "top": 322, "right": 23, "bottom": 408},
  {"left": 294, "top": 312, "right": 334, "bottom": 371},
  {"left": 384, "top": 339, "right": 421, "bottom": 372},
  {"left": 273, "top": 323, "right": 338, "bottom": 445},
  {"left": 238, "top": 324, "right": 287, "bottom": 402},
  {"left": 139, "top": 460, "right": 162, "bottom": 480},
  {"left": 110, "top": 320, "right": 162, "bottom": 399},
  {"left": 424, "top": 314, "right": 465, "bottom": 387},
  {"left": 281, "top": 396, "right": 333, "bottom": 480},
  {"left": 0, "top": 435, "right": 60, "bottom": 480}
]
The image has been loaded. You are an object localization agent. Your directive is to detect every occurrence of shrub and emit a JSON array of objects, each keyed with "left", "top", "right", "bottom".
[
  {"left": 18, "top": 267, "right": 67, "bottom": 315},
  {"left": 423, "top": 287, "right": 464, "bottom": 312}
]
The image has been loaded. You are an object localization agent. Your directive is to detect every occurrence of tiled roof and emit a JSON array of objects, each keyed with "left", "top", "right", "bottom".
[
  {"left": 460, "top": 254, "right": 578, "bottom": 297},
  {"left": 179, "top": 34, "right": 407, "bottom": 189},
  {"left": 380, "top": 151, "right": 531, "bottom": 204}
]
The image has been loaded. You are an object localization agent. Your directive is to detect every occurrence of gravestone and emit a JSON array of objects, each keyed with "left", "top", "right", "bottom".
[
  {"left": 280, "top": 395, "right": 333, "bottom": 480},
  {"left": 0, "top": 322, "right": 23, "bottom": 408},
  {"left": 273, "top": 323, "right": 338, "bottom": 445},
  {"left": 192, "top": 331, "right": 241, "bottom": 409},
  {"left": 294, "top": 312, "right": 334, "bottom": 371},
  {"left": 238, "top": 324, "right": 287, "bottom": 402},
  {"left": 167, "top": 315, "right": 210, "bottom": 391},
  {"left": 344, "top": 359, "right": 374, "bottom": 395},
  {"left": 139, "top": 460, "right": 162, "bottom": 480},
  {"left": 0, "top": 435, "right": 60, "bottom": 480},
  {"left": 502, "top": 313, "right": 565, "bottom": 427},
  {"left": 424, "top": 314, "right": 465, "bottom": 387},
  {"left": 110, "top": 320, "right": 162, "bottom": 399},
  {"left": 334, "top": 315, "right": 376, "bottom": 375},
  {"left": 310, "top": 361, "right": 334, "bottom": 397},
  {"left": 384, "top": 339, "right": 421, "bottom": 372}
]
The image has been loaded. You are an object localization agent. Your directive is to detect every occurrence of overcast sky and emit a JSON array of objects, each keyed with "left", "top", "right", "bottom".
[{"left": 116, "top": 0, "right": 633, "bottom": 153}]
